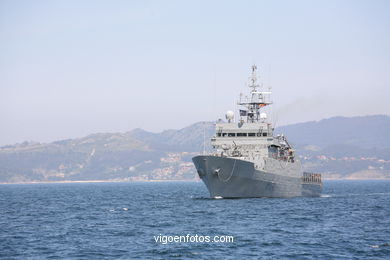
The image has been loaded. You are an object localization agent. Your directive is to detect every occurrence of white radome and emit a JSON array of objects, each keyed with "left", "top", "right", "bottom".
[
  {"left": 225, "top": 110, "right": 234, "bottom": 120},
  {"left": 260, "top": 112, "right": 267, "bottom": 119}
]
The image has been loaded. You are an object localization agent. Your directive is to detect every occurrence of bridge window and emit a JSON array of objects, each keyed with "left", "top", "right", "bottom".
[
  {"left": 262, "top": 133, "right": 267, "bottom": 137},
  {"left": 237, "top": 133, "right": 247, "bottom": 137},
  {"left": 228, "top": 133, "right": 236, "bottom": 137},
  {"left": 222, "top": 133, "right": 227, "bottom": 137},
  {"left": 217, "top": 133, "right": 221, "bottom": 137},
  {"left": 248, "top": 133, "right": 256, "bottom": 137}
]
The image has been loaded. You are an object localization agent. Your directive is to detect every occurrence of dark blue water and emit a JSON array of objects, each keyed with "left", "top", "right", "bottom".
[{"left": 1, "top": 181, "right": 389, "bottom": 259}]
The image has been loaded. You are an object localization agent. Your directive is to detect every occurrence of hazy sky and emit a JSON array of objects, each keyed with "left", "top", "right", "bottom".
[{"left": 1, "top": 0, "right": 389, "bottom": 145}]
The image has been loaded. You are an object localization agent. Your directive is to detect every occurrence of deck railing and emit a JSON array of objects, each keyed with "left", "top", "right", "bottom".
[{"left": 302, "top": 172, "right": 322, "bottom": 183}]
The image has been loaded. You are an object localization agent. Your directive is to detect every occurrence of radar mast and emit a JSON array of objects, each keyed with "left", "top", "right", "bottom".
[
  {"left": 249, "top": 64, "right": 259, "bottom": 92},
  {"left": 238, "top": 65, "right": 272, "bottom": 123}
]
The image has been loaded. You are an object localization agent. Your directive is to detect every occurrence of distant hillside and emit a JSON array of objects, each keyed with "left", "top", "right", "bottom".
[
  {"left": 0, "top": 122, "right": 215, "bottom": 183},
  {"left": 0, "top": 115, "right": 389, "bottom": 183},
  {"left": 276, "top": 115, "right": 390, "bottom": 149},
  {"left": 128, "top": 122, "right": 215, "bottom": 152},
  {"left": 276, "top": 115, "right": 390, "bottom": 179}
]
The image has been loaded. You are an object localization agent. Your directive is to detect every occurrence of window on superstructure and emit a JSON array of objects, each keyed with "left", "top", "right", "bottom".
[
  {"left": 222, "top": 133, "right": 227, "bottom": 137},
  {"left": 217, "top": 133, "right": 221, "bottom": 137},
  {"left": 248, "top": 133, "right": 256, "bottom": 137},
  {"left": 237, "top": 133, "right": 247, "bottom": 137},
  {"left": 263, "top": 133, "right": 267, "bottom": 137},
  {"left": 228, "top": 133, "right": 236, "bottom": 137}
]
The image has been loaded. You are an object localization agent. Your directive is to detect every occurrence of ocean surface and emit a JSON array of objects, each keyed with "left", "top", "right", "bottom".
[{"left": 0, "top": 180, "right": 389, "bottom": 259}]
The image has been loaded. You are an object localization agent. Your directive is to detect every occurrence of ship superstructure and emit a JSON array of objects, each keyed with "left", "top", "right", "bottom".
[{"left": 192, "top": 65, "right": 322, "bottom": 198}]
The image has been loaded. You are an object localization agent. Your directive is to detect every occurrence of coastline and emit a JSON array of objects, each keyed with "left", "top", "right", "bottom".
[
  {"left": 0, "top": 179, "right": 201, "bottom": 185},
  {"left": 0, "top": 178, "right": 388, "bottom": 185}
]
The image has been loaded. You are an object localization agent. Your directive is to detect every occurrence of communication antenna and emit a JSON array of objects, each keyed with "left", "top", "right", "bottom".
[
  {"left": 249, "top": 64, "right": 259, "bottom": 92},
  {"left": 203, "top": 122, "right": 206, "bottom": 155},
  {"left": 213, "top": 67, "right": 217, "bottom": 120}
]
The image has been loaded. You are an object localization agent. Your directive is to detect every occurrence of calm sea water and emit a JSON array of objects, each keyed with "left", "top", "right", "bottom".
[{"left": 0, "top": 181, "right": 389, "bottom": 259}]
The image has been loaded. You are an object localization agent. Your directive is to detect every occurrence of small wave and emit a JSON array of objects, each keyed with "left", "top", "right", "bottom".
[
  {"left": 367, "top": 192, "right": 390, "bottom": 196},
  {"left": 191, "top": 197, "right": 214, "bottom": 200},
  {"left": 320, "top": 194, "right": 332, "bottom": 198},
  {"left": 122, "top": 208, "right": 128, "bottom": 211},
  {"left": 370, "top": 243, "right": 390, "bottom": 248},
  {"left": 213, "top": 196, "right": 223, "bottom": 199},
  {"left": 192, "top": 210, "right": 207, "bottom": 214}
]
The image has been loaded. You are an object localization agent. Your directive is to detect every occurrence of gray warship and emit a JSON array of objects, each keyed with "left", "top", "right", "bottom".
[{"left": 192, "top": 65, "right": 322, "bottom": 198}]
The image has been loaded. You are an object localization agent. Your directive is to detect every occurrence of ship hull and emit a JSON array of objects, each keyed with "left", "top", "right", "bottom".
[{"left": 192, "top": 155, "right": 322, "bottom": 198}]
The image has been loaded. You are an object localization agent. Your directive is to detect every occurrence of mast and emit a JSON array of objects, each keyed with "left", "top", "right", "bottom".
[
  {"left": 238, "top": 65, "right": 272, "bottom": 123},
  {"left": 249, "top": 64, "right": 259, "bottom": 92},
  {"left": 203, "top": 122, "right": 206, "bottom": 155}
]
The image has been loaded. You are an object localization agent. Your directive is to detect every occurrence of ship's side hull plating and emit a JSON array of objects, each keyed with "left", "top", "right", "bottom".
[{"left": 193, "top": 155, "right": 322, "bottom": 198}]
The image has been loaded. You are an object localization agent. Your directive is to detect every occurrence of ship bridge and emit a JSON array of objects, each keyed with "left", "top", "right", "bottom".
[{"left": 211, "top": 121, "right": 275, "bottom": 161}]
